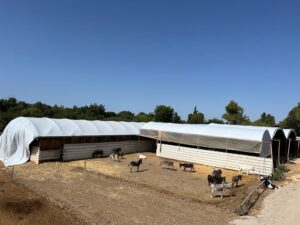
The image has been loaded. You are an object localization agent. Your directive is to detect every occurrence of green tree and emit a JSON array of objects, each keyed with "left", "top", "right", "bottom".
[
  {"left": 134, "top": 112, "right": 154, "bottom": 122},
  {"left": 187, "top": 106, "right": 204, "bottom": 124},
  {"left": 252, "top": 112, "right": 276, "bottom": 126},
  {"left": 222, "top": 100, "right": 250, "bottom": 125},
  {"left": 280, "top": 103, "right": 300, "bottom": 135},
  {"left": 154, "top": 105, "right": 174, "bottom": 122},
  {"left": 172, "top": 112, "right": 182, "bottom": 123},
  {"left": 207, "top": 118, "right": 224, "bottom": 124},
  {"left": 118, "top": 111, "right": 135, "bottom": 121}
]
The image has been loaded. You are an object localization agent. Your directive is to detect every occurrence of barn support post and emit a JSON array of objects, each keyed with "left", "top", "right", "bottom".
[
  {"left": 278, "top": 140, "right": 281, "bottom": 165},
  {"left": 159, "top": 131, "right": 162, "bottom": 153},
  {"left": 287, "top": 139, "right": 291, "bottom": 162},
  {"left": 269, "top": 142, "right": 274, "bottom": 173},
  {"left": 298, "top": 141, "right": 300, "bottom": 157},
  {"left": 137, "top": 136, "right": 140, "bottom": 153},
  {"left": 38, "top": 138, "right": 41, "bottom": 164}
]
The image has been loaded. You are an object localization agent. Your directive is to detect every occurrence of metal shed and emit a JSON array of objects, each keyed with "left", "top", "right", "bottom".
[
  {"left": 140, "top": 122, "right": 273, "bottom": 175},
  {"left": 209, "top": 123, "right": 288, "bottom": 165}
]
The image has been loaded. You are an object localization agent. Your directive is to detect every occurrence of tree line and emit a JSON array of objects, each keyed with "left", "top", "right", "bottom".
[{"left": 0, "top": 98, "right": 299, "bottom": 134}]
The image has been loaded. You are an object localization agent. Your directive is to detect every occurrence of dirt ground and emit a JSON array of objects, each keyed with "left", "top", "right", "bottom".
[
  {"left": 3, "top": 152, "right": 265, "bottom": 225},
  {"left": 231, "top": 158, "right": 300, "bottom": 225},
  {"left": 0, "top": 165, "right": 84, "bottom": 225}
]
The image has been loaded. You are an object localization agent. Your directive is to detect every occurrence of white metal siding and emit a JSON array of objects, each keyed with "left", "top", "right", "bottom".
[
  {"left": 63, "top": 140, "right": 153, "bottom": 161},
  {"left": 156, "top": 143, "right": 273, "bottom": 175},
  {"left": 30, "top": 140, "right": 154, "bottom": 163}
]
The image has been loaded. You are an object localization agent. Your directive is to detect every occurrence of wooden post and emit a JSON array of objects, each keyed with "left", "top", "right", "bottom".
[
  {"left": 298, "top": 141, "right": 300, "bottom": 157},
  {"left": 287, "top": 139, "right": 291, "bottom": 162}
]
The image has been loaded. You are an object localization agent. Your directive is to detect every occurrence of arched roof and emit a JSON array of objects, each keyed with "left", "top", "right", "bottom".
[
  {"left": 141, "top": 122, "right": 271, "bottom": 142},
  {"left": 0, "top": 117, "right": 144, "bottom": 166},
  {"left": 208, "top": 123, "right": 281, "bottom": 139},
  {"left": 283, "top": 129, "right": 296, "bottom": 139}
]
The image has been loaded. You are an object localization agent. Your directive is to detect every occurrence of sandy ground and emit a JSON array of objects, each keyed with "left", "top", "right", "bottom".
[
  {"left": 231, "top": 158, "right": 300, "bottom": 225},
  {"left": 6, "top": 152, "right": 262, "bottom": 225},
  {"left": 0, "top": 165, "right": 84, "bottom": 225}
]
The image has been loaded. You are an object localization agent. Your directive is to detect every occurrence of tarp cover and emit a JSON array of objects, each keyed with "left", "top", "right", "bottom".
[
  {"left": 140, "top": 122, "right": 272, "bottom": 156},
  {"left": 208, "top": 123, "right": 281, "bottom": 139},
  {"left": 283, "top": 129, "right": 296, "bottom": 139},
  {"left": 0, "top": 117, "right": 144, "bottom": 166}
]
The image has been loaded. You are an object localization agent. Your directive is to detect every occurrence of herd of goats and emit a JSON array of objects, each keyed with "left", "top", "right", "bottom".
[{"left": 96, "top": 148, "right": 278, "bottom": 199}]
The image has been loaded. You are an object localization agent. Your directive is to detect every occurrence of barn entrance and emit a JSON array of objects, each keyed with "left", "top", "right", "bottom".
[{"left": 272, "top": 130, "right": 287, "bottom": 166}]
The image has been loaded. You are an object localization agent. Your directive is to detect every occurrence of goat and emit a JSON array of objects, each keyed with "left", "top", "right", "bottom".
[
  {"left": 128, "top": 159, "right": 143, "bottom": 173},
  {"left": 137, "top": 153, "right": 147, "bottom": 159},
  {"left": 92, "top": 150, "right": 103, "bottom": 158},
  {"left": 212, "top": 168, "right": 222, "bottom": 177},
  {"left": 260, "top": 176, "right": 278, "bottom": 190},
  {"left": 207, "top": 175, "right": 215, "bottom": 186},
  {"left": 110, "top": 153, "right": 119, "bottom": 162},
  {"left": 239, "top": 165, "right": 254, "bottom": 175},
  {"left": 207, "top": 174, "right": 226, "bottom": 186},
  {"left": 109, "top": 148, "right": 123, "bottom": 162},
  {"left": 231, "top": 175, "right": 242, "bottom": 187},
  {"left": 113, "top": 148, "right": 124, "bottom": 159},
  {"left": 179, "top": 162, "right": 195, "bottom": 172},
  {"left": 160, "top": 160, "right": 175, "bottom": 169},
  {"left": 207, "top": 168, "right": 226, "bottom": 185},
  {"left": 210, "top": 182, "right": 232, "bottom": 199}
]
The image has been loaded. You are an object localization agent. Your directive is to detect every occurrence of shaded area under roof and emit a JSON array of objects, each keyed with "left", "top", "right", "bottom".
[{"left": 0, "top": 117, "right": 144, "bottom": 166}]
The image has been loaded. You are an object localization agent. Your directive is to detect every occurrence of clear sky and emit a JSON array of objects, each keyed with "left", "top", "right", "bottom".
[{"left": 0, "top": 0, "right": 299, "bottom": 122}]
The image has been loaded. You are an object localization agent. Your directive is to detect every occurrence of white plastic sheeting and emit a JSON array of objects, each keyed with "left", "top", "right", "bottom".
[
  {"left": 0, "top": 117, "right": 144, "bottom": 166},
  {"left": 141, "top": 122, "right": 270, "bottom": 142},
  {"left": 140, "top": 122, "right": 272, "bottom": 155},
  {"left": 208, "top": 123, "right": 280, "bottom": 139},
  {"left": 283, "top": 129, "right": 296, "bottom": 139}
]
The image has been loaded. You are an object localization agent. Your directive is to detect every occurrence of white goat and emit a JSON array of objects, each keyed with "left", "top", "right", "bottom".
[
  {"left": 210, "top": 182, "right": 232, "bottom": 199},
  {"left": 137, "top": 153, "right": 147, "bottom": 159},
  {"left": 239, "top": 165, "right": 254, "bottom": 175}
]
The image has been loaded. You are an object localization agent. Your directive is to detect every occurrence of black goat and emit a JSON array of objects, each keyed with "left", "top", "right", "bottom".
[
  {"left": 231, "top": 175, "right": 242, "bottom": 187},
  {"left": 179, "top": 162, "right": 195, "bottom": 172},
  {"left": 207, "top": 175, "right": 215, "bottom": 186},
  {"left": 212, "top": 168, "right": 222, "bottom": 177},
  {"left": 160, "top": 160, "right": 175, "bottom": 169},
  {"left": 260, "top": 175, "right": 278, "bottom": 189},
  {"left": 128, "top": 159, "right": 143, "bottom": 172},
  {"left": 92, "top": 150, "right": 103, "bottom": 158},
  {"left": 207, "top": 169, "right": 226, "bottom": 186}
]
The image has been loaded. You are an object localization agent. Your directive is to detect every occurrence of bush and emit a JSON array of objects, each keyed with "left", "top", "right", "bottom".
[
  {"left": 276, "top": 164, "right": 290, "bottom": 173},
  {"left": 273, "top": 164, "right": 289, "bottom": 181}
]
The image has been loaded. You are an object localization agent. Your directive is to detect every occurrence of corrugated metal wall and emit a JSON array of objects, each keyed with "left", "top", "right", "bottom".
[
  {"left": 63, "top": 140, "right": 154, "bottom": 161},
  {"left": 156, "top": 143, "right": 273, "bottom": 175},
  {"left": 30, "top": 140, "right": 155, "bottom": 163}
]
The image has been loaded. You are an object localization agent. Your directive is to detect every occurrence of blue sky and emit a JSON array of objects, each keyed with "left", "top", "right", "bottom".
[{"left": 0, "top": 0, "right": 299, "bottom": 122}]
